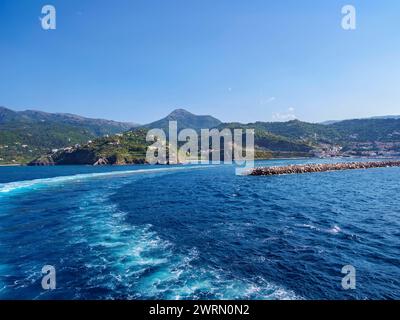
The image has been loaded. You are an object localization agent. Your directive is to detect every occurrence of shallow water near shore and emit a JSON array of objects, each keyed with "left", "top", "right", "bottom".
[{"left": 0, "top": 158, "right": 399, "bottom": 299}]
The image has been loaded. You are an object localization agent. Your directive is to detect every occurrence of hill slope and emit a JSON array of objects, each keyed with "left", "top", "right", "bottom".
[
  {"left": 330, "top": 118, "right": 400, "bottom": 142},
  {"left": 0, "top": 106, "right": 138, "bottom": 164},
  {"left": 5, "top": 106, "right": 400, "bottom": 165}
]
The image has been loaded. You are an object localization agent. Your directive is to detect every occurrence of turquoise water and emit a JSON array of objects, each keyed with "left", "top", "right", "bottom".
[{"left": 0, "top": 159, "right": 399, "bottom": 299}]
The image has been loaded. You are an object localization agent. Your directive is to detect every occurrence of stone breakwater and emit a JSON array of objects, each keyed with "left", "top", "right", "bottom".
[{"left": 249, "top": 160, "right": 400, "bottom": 176}]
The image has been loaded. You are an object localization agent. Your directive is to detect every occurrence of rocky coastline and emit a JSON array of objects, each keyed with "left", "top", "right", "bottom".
[{"left": 249, "top": 160, "right": 400, "bottom": 176}]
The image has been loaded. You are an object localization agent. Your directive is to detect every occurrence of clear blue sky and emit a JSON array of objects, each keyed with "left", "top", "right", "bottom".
[{"left": 0, "top": 0, "right": 399, "bottom": 124}]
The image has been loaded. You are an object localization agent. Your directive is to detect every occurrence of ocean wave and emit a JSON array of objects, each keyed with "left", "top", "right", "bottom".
[
  {"left": 296, "top": 223, "right": 341, "bottom": 235},
  {"left": 0, "top": 165, "right": 214, "bottom": 195}
]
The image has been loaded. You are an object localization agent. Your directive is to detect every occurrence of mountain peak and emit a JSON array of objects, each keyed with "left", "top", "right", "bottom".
[
  {"left": 168, "top": 108, "right": 194, "bottom": 117},
  {"left": 144, "top": 108, "right": 222, "bottom": 131},
  {"left": 0, "top": 106, "right": 18, "bottom": 123},
  {"left": 0, "top": 106, "right": 14, "bottom": 113}
]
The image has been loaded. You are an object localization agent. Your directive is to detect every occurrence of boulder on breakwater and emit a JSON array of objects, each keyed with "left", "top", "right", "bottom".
[{"left": 249, "top": 160, "right": 400, "bottom": 176}]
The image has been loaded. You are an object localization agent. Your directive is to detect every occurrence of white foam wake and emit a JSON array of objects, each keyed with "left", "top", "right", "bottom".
[
  {"left": 0, "top": 165, "right": 214, "bottom": 195},
  {"left": 67, "top": 191, "right": 302, "bottom": 300}
]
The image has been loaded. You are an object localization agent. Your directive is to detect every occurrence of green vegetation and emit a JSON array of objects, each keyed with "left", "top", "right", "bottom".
[
  {"left": 2, "top": 106, "right": 400, "bottom": 165},
  {"left": 30, "top": 129, "right": 150, "bottom": 165},
  {"left": 28, "top": 127, "right": 315, "bottom": 165},
  {"left": 330, "top": 119, "right": 400, "bottom": 142},
  {"left": 222, "top": 120, "right": 342, "bottom": 144},
  {"left": 0, "top": 122, "right": 97, "bottom": 164},
  {"left": 0, "top": 106, "right": 137, "bottom": 164}
]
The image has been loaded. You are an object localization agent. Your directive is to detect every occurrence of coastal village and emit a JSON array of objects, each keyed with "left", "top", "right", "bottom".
[{"left": 312, "top": 141, "right": 400, "bottom": 158}]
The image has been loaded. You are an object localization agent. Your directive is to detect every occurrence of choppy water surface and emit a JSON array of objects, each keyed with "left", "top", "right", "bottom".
[{"left": 0, "top": 159, "right": 399, "bottom": 299}]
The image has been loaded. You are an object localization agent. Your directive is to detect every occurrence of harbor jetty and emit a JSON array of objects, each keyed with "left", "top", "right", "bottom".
[{"left": 249, "top": 160, "right": 400, "bottom": 176}]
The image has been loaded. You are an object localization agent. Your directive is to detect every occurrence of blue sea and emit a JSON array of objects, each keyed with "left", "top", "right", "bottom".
[{"left": 0, "top": 159, "right": 399, "bottom": 300}]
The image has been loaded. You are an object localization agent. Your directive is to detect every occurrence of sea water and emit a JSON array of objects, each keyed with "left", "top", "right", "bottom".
[{"left": 0, "top": 159, "right": 399, "bottom": 299}]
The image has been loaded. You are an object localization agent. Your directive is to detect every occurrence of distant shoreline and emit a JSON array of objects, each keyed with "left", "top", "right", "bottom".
[
  {"left": 1, "top": 156, "right": 399, "bottom": 167},
  {"left": 0, "top": 164, "right": 23, "bottom": 167}
]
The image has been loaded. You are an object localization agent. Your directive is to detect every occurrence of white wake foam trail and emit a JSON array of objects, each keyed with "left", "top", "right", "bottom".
[
  {"left": 68, "top": 191, "right": 301, "bottom": 300},
  {"left": 0, "top": 165, "right": 214, "bottom": 195}
]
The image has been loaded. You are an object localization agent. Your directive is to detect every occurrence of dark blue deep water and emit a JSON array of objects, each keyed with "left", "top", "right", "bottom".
[{"left": 0, "top": 159, "right": 399, "bottom": 300}]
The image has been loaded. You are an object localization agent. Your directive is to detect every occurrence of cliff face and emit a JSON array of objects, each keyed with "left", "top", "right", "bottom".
[
  {"left": 28, "top": 149, "right": 97, "bottom": 166},
  {"left": 28, "top": 151, "right": 148, "bottom": 166},
  {"left": 28, "top": 155, "right": 55, "bottom": 166},
  {"left": 28, "top": 148, "right": 149, "bottom": 166},
  {"left": 54, "top": 149, "right": 99, "bottom": 165}
]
